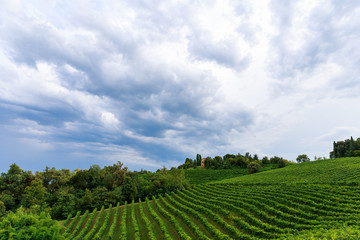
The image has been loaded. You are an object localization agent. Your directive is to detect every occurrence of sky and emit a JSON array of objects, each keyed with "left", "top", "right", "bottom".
[{"left": 1, "top": 0, "right": 360, "bottom": 173}]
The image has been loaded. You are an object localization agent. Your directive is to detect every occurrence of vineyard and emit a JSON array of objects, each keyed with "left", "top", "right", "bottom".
[
  {"left": 185, "top": 164, "right": 278, "bottom": 184},
  {"left": 218, "top": 157, "right": 360, "bottom": 185},
  {"left": 61, "top": 157, "right": 360, "bottom": 239}
]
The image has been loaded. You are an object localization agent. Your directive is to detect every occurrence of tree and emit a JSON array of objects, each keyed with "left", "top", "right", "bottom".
[
  {"left": 21, "top": 177, "right": 48, "bottom": 208},
  {"left": 261, "top": 156, "right": 270, "bottom": 164},
  {"left": 296, "top": 154, "right": 310, "bottom": 163},
  {"left": 204, "top": 157, "right": 213, "bottom": 169},
  {"left": 236, "top": 155, "right": 249, "bottom": 168},
  {"left": 349, "top": 136, "right": 355, "bottom": 157},
  {"left": 270, "top": 156, "right": 281, "bottom": 164},
  {"left": 214, "top": 156, "right": 223, "bottom": 169},
  {"left": 49, "top": 190, "right": 76, "bottom": 219},
  {"left": 196, "top": 154, "right": 202, "bottom": 166},
  {"left": 223, "top": 154, "right": 235, "bottom": 162},
  {"left": 79, "top": 188, "right": 93, "bottom": 211},
  {"left": 0, "top": 164, "right": 32, "bottom": 210},
  {"left": 39, "top": 167, "right": 71, "bottom": 192},
  {"left": 248, "top": 162, "right": 261, "bottom": 174},
  {"left": 182, "top": 158, "right": 193, "bottom": 169},
  {"left": 245, "top": 152, "right": 252, "bottom": 160},
  {"left": 113, "top": 161, "right": 128, "bottom": 187},
  {"left": 278, "top": 159, "right": 286, "bottom": 168},
  {"left": 0, "top": 193, "right": 15, "bottom": 212}
]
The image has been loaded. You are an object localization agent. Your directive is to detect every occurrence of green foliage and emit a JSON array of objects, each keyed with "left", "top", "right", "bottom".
[
  {"left": 283, "top": 225, "right": 360, "bottom": 240},
  {"left": 182, "top": 152, "right": 287, "bottom": 170},
  {"left": 119, "top": 201, "right": 128, "bottom": 239},
  {"left": 151, "top": 168, "right": 189, "bottom": 195},
  {"left": 181, "top": 158, "right": 194, "bottom": 169},
  {"left": 49, "top": 189, "right": 77, "bottom": 219},
  {"left": 61, "top": 156, "right": 360, "bottom": 240},
  {"left": 21, "top": 178, "right": 48, "bottom": 208},
  {"left": 278, "top": 159, "right": 286, "bottom": 168},
  {"left": 296, "top": 154, "right": 310, "bottom": 163},
  {"left": 0, "top": 164, "right": 32, "bottom": 212},
  {"left": 354, "top": 150, "right": 360, "bottom": 157},
  {"left": 107, "top": 202, "right": 120, "bottom": 240},
  {"left": 261, "top": 156, "right": 270, "bottom": 164},
  {"left": 270, "top": 156, "right": 282, "bottom": 164},
  {"left": 0, "top": 201, "right": 5, "bottom": 218},
  {"left": 83, "top": 206, "right": 104, "bottom": 240},
  {"left": 331, "top": 136, "right": 360, "bottom": 158},
  {"left": 247, "top": 162, "right": 261, "bottom": 174},
  {"left": 0, "top": 207, "right": 63, "bottom": 240},
  {"left": 0, "top": 161, "right": 192, "bottom": 221},
  {"left": 196, "top": 154, "right": 202, "bottom": 166},
  {"left": 93, "top": 204, "right": 112, "bottom": 240},
  {"left": 131, "top": 200, "right": 140, "bottom": 240},
  {"left": 185, "top": 168, "right": 248, "bottom": 184},
  {"left": 0, "top": 193, "right": 15, "bottom": 212},
  {"left": 219, "top": 157, "right": 360, "bottom": 185},
  {"left": 184, "top": 164, "right": 279, "bottom": 184}
]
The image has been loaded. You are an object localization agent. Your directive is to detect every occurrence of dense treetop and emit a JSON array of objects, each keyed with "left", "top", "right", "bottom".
[
  {"left": 0, "top": 162, "right": 188, "bottom": 220},
  {"left": 330, "top": 136, "right": 360, "bottom": 158}
]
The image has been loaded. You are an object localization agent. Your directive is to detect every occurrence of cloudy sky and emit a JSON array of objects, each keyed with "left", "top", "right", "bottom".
[{"left": 1, "top": 0, "right": 360, "bottom": 173}]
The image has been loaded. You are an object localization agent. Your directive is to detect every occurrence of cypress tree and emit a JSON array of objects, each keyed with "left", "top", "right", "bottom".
[
  {"left": 196, "top": 154, "right": 202, "bottom": 166},
  {"left": 350, "top": 136, "right": 355, "bottom": 157}
]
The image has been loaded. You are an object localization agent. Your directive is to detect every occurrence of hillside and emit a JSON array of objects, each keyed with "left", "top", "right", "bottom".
[
  {"left": 217, "top": 157, "right": 360, "bottom": 185},
  {"left": 61, "top": 157, "right": 360, "bottom": 239},
  {"left": 184, "top": 164, "right": 278, "bottom": 185}
]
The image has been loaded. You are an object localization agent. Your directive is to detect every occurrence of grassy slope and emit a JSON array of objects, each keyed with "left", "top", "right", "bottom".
[
  {"left": 217, "top": 157, "right": 360, "bottom": 185},
  {"left": 62, "top": 157, "right": 360, "bottom": 239},
  {"left": 185, "top": 164, "right": 279, "bottom": 185}
]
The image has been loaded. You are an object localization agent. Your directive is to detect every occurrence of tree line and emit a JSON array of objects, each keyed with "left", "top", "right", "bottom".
[
  {"left": 0, "top": 162, "right": 188, "bottom": 220},
  {"left": 178, "top": 153, "right": 292, "bottom": 173},
  {"left": 330, "top": 137, "right": 360, "bottom": 158}
]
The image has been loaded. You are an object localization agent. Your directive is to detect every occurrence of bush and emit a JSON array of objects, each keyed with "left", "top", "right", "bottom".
[
  {"left": 0, "top": 201, "right": 5, "bottom": 218},
  {"left": 0, "top": 207, "right": 64, "bottom": 240},
  {"left": 270, "top": 156, "right": 282, "bottom": 164},
  {"left": 296, "top": 154, "right": 310, "bottom": 163},
  {"left": 353, "top": 150, "right": 360, "bottom": 157},
  {"left": 278, "top": 159, "right": 286, "bottom": 168},
  {"left": 248, "top": 162, "right": 261, "bottom": 174},
  {"left": 261, "top": 156, "right": 270, "bottom": 164}
]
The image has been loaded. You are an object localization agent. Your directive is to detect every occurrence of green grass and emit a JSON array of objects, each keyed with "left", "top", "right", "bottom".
[
  {"left": 185, "top": 164, "right": 278, "bottom": 184},
  {"left": 217, "top": 157, "right": 360, "bottom": 185},
  {"left": 62, "top": 157, "right": 360, "bottom": 239}
]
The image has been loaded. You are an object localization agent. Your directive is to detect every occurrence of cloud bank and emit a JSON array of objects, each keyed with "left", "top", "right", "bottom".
[{"left": 1, "top": 0, "right": 360, "bottom": 172}]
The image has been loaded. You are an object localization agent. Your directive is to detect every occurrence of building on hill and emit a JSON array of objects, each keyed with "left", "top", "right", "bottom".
[{"left": 201, "top": 158, "right": 206, "bottom": 167}]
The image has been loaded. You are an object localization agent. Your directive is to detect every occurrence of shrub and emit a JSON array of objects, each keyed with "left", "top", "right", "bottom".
[
  {"left": 278, "top": 159, "right": 286, "bottom": 168},
  {"left": 248, "top": 162, "right": 261, "bottom": 174},
  {"left": 270, "top": 156, "right": 282, "bottom": 164},
  {"left": 0, "top": 207, "right": 64, "bottom": 240},
  {"left": 296, "top": 154, "right": 310, "bottom": 163}
]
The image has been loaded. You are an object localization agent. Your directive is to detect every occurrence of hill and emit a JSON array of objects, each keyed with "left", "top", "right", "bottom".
[
  {"left": 61, "top": 157, "right": 360, "bottom": 239},
  {"left": 217, "top": 157, "right": 360, "bottom": 185},
  {"left": 184, "top": 164, "right": 278, "bottom": 185}
]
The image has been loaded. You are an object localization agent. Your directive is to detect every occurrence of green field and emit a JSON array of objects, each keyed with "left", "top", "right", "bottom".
[
  {"left": 217, "top": 157, "right": 360, "bottom": 185},
  {"left": 61, "top": 157, "right": 360, "bottom": 239},
  {"left": 185, "top": 164, "right": 279, "bottom": 185}
]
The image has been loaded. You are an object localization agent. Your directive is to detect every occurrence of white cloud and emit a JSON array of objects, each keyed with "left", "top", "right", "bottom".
[
  {"left": 101, "top": 111, "right": 120, "bottom": 130},
  {"left": 1, "top": 0, "right": 360, "bottom": 171}
]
